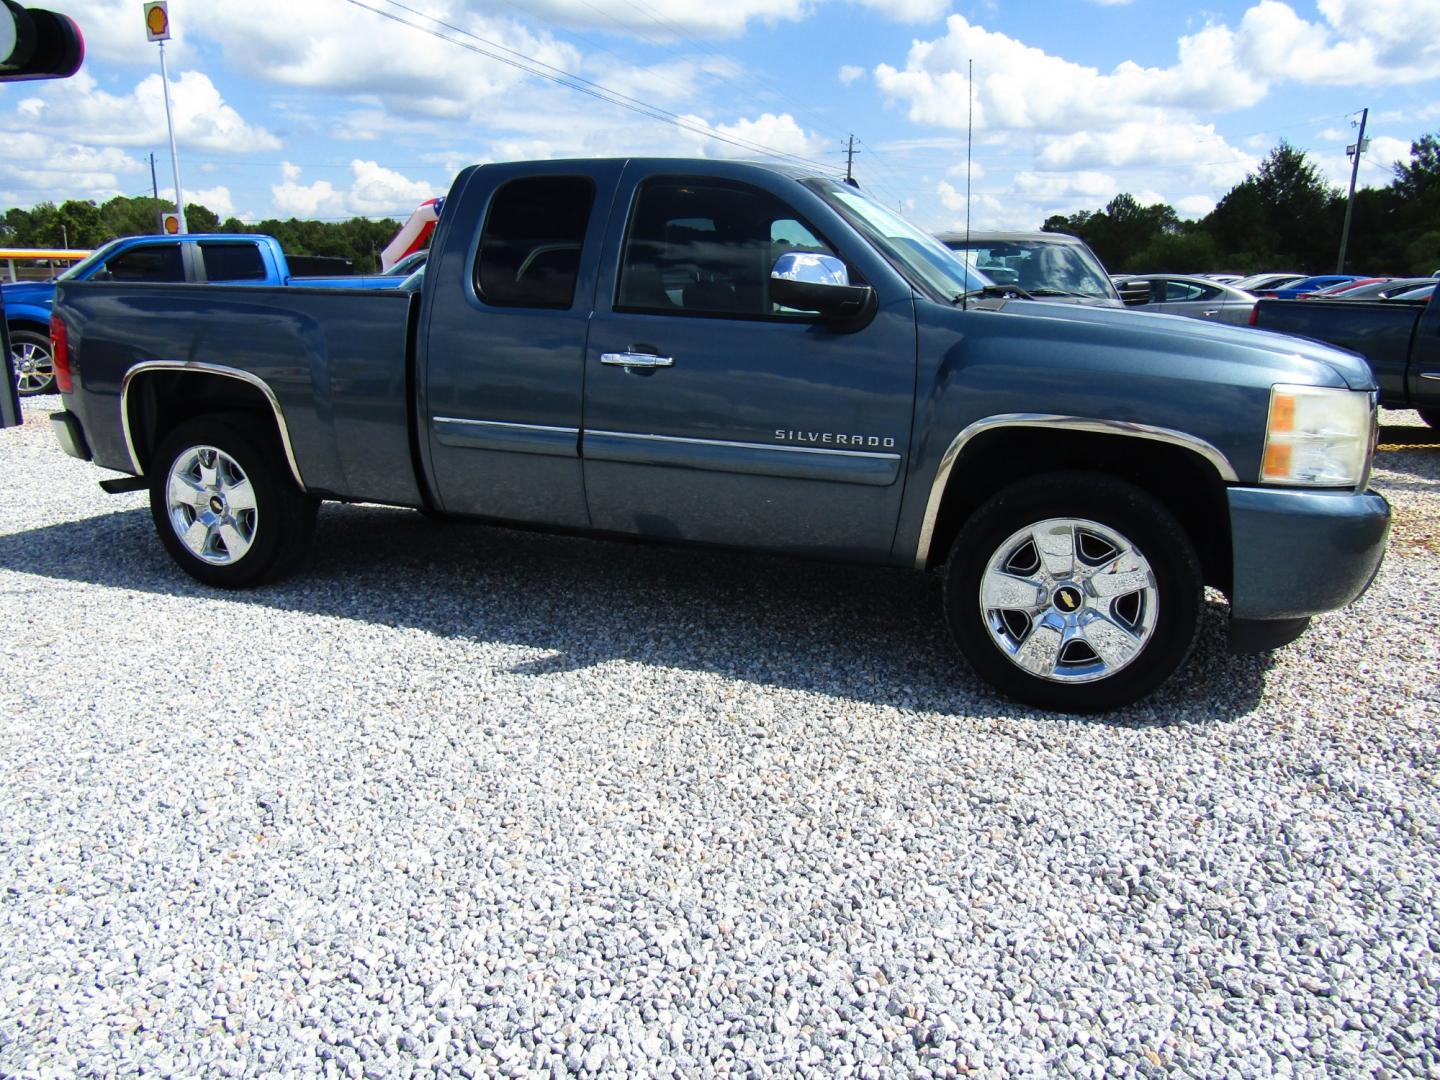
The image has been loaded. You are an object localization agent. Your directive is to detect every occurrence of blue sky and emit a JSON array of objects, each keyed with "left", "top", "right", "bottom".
[{"left": 2, "top": 0, "right": 1437, "bottom": 232}]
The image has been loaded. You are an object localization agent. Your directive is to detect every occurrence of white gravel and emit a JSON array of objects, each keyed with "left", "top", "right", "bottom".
[{"left": 1, "top": 396, "right": 1437, "bottom": 1078}]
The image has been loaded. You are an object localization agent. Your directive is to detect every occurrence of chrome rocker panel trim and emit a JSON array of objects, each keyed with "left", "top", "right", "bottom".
[
  {"left": 914, "top": 413, "right": 1240, "bottom": 569},
  {"left": 120, "top": 360, "right": 306, "bottom": 490}
]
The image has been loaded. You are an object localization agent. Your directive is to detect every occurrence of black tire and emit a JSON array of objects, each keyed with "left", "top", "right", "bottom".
[
  {"left": 149, "top": 414, "right": 318, "bottom": 588},
  {"left": 944, "top": 471, "right": 1202, "bottom": 713},
  {"left": 10, "top": 329, "right": 55, "bottom": 396},
  {"left": 1419, "top": 408, "right": 1440, "bottom": 430}
]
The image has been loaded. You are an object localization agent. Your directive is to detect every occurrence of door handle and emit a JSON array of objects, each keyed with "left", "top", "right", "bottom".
[
  {"left": 601, "top": 351, "right": 674, "bottom": 369},
  {"left": 1203, "top": 309, "right": 1220, "bottom": 317}
]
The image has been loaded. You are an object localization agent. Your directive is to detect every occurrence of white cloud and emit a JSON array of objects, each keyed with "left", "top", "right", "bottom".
[
  {"left": 272, "top": 161, "right": 446, "bottom": 219},
  {"left": 8, "top": 70, "right": 278, "bottom": 152},
  {"left": 838, "top": 65, "right": 866, "bottom": 86},
  {"left": 1013, "top": 170, "right": 1118, "bottom": 199},
  {"left": 190, "top": 186, "right": 236, "bottom": 217}
]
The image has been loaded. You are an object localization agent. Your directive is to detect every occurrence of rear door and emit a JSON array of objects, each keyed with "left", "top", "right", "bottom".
[
  {"left": 579, "top": 169, "right": 918, "bottom": 560},
  {"left": 422, "top": 163, "right": 621, "bottom": 527}
]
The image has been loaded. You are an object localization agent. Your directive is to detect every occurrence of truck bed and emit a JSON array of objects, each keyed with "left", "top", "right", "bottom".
[
  {"left": 1252, "top": 297, "right": 1428, "bottom": 406},
  {"left": 58, "top": 281, "right": 422, "bottom": 506}
]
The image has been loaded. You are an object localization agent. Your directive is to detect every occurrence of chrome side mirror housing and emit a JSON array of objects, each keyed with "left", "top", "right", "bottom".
[{"left": 769, "top": 252, "right": 876, "bottom": 331}]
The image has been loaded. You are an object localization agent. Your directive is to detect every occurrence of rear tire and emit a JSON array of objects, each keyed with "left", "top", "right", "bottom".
[
  {"left": 11, "top": 330, "right": 55, "bottom": 396},
  {"left": 944, "top": 472, "right": 1202, "bottom": 713},
  {"left": 149, "top": 414, "right": 317, "bottom": 588}
]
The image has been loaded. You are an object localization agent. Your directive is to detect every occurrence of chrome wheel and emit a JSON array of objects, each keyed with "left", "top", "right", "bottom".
[
  {"left": 979, "top": 517, "right": 1158, "bottom": 684},
  {"left": 165, "top": 445, "right": 259, "bottom": 565},
  {"left": 13, "top": 337, "right": 54, "bottom": 395}
]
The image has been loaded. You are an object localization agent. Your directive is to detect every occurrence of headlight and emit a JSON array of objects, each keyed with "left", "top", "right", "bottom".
[{"left": 1261, "top": 384, "right": 1373, "bottom": 488}]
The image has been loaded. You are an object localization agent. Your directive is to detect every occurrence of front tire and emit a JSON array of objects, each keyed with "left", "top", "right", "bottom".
[
  {"left": 945, "top": 472, "right": 1202, "bottom": 713},
  {"left": 149, "top": 414, "right": 317, "bottom": 588},
  {"left": 11, "top": 330, "right": 55, "bottom": 396}
]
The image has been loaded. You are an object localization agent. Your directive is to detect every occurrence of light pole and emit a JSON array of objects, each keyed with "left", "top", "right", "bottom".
[{"left": 143, "top": 2, "right": 185, "bottom": 233}]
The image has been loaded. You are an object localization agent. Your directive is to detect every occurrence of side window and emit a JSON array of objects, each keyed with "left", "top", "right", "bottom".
[
  {"left": 617, "top": 180, "right": 838, "bottom": 319},
  {"left": 476, "top": 176, "right": 594, "bottom": 309},
  {"left": 202, "top": 243, "right": 267, "bottom": 282},
  {"left": 103, "top": 244, "right": 184, "bottom": 282},
  {"left": 1165, "top": 281, "right": 1216, "bottom": 302}
]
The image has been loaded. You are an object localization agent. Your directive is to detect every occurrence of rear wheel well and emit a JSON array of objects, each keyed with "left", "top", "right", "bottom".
[
  {"left": 926, "top": 428, "right": 1233, "bottom": 590},
  {"left": 125, "top": 371, "right": 281, "bottom": 476}
]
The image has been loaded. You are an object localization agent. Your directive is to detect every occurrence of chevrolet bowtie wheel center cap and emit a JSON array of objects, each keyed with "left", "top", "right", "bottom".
[{"left": 1053, "top": 585, "right": 1083, "bottom": 613}]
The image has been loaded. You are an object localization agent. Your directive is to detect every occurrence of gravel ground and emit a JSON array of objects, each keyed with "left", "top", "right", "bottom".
[{"left": 1, "top": 396, "right": 1437, "bottom": 1078}]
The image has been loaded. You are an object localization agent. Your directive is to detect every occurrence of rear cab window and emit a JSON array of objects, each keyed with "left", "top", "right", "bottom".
[
  {"left": 476, "top": 176, "right": 595, "bottom": 309},
  {"left": 201, "top": 243, "right": 267, "bottom": 282}
]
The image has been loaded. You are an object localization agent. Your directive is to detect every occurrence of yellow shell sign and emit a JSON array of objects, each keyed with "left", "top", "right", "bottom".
[{"left": 144, "top": 2, "right": 170, "bottom": 42}]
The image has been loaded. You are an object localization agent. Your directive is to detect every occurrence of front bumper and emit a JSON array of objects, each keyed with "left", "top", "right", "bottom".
[{"left": 1228, "top": 486, "right": 1391, "bottom": 623}]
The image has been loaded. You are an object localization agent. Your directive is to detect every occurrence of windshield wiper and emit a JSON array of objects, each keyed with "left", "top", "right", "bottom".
[
  {"left": 1025, "top": 287, "right": 1093, "bottom": 298},
  {"left": 953, "top": 284, "right": 1036, "bottom": 304}
]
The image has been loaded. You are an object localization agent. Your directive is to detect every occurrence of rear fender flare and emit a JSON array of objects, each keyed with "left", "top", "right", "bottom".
[{"left": 120, "top": 361, "right": 306, "bottom": 490}]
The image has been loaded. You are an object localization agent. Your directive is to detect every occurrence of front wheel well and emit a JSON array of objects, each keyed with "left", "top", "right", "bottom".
[
  {"left": 925, "top": 428, "right": 1233, "bottom": 591},
  {"left": 7, "top": 319, "right": 50, "bottom": 338}
]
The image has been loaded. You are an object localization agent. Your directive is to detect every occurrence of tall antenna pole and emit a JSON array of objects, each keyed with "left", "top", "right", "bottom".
[
  {"left": 844, "top": 134, "right": 859, "bottom": 185},
  {"left": 963, "top": 58, "right": 973, "bottom": 310},
  {"left": 1336, "top": 107, "right": 1367, "bottom": 274}
]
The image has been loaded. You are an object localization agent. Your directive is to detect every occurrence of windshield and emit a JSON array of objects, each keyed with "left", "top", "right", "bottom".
[
  {"left": 944, "top": 239, "right": 1116, "bottom": 300},
  {"left": 808, "top": 179, "right": 989, "bottom": 299},
  {"left": 56, "top": 238, "right": 128, "bottom": 282}
]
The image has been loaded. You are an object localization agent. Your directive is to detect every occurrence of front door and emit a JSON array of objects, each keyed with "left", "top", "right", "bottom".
[{"left": 580, "top": 172, "right": 917, "bottom": 561}]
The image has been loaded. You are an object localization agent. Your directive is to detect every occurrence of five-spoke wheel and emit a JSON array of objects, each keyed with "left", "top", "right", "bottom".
[
  {"left": 149, "top": 414, "right": 316, "bottom": 587},
  {"left": 947, "top": 473, "right": 1201, "bottom": 712}
]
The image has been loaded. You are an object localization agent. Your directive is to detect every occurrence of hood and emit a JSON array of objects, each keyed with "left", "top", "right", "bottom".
[{"left": 974, "top": 297, "right": 1377, "bottom": 392}]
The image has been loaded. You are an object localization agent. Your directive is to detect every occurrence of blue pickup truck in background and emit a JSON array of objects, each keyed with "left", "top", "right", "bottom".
[
  {"left": 43, "top": 158, "right": 1392, "bottom": 712},
  {"left": 5, "top": 233, "right": 404, "bottom": 395}
]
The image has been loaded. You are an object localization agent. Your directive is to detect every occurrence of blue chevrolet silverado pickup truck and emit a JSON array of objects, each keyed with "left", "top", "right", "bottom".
[
  {"left": 5, "top": 233, "right": 400, "bottom": 395},
  {"left": 1251, "top": 288, "right": 1440, "bottom": 427},
  {"left": 39, "top": 158, "right": 1391, "bottom": 711}
]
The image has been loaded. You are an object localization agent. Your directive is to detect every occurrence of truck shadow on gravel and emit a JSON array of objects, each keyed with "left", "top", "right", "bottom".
[{"left": 0, "top": 503, "right": 1271, "bottom": 724}]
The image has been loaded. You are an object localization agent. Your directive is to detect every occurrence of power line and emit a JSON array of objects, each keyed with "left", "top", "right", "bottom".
[{"left": 340, "top": 0, "right": 841, "bottom": 175}]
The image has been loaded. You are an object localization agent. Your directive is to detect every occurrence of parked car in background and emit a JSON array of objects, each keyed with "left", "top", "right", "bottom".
[
  {"left": 1306, "top": 277, "right": 1389, "bottom": 298},
  {"left": 937, "top": 231, "right": 1123, "bottom": 307},
  {"left": 1110, "top": 274, "right": 1256, "bottom": 325},
  {"left": 1230, "top": 272, "right": 1306, "bottom": 293},
  {"left": 1389, "top": 283, "right": 1437, "bottom": 301},
  {"left": 383, "top": 249, "right": 428, "bottom": 278},
  {"left": 1200, "top": 273, "right": 1245, "bottom": 284},
  {"left": 1257, "top": 274, "right": 1363, "bottom": 299},
  {"left": 1312, "top": 277, "right": 1435, "bottom": 301},
  {"left": 5, "top": 233, "right": 408, "bottom": 396}
]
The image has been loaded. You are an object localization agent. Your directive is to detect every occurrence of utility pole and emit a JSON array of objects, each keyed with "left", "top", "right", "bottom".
[
  {"left": 150, "top": 152, "right": 159, "bottom": 201},
  {"left": 844, "top": 135, "right": 859, "bottom": 185},
  {"left": 1337, "top": 107, "right": 1368, "bottom": 274}
]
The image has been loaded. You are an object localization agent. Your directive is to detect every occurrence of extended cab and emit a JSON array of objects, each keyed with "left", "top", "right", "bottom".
[
  {"left": 5, "top": 233, "right": 401, "bottom": 395},
  {"left": 1251, "top": 288, "right": 1440, "bottom": 427},
  {"left": 46, "top": 159, "right": 1392, "bottom": 712}
]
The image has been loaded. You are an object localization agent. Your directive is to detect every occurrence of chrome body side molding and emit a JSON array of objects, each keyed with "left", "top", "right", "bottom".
[
  {"left": 585, "top": 428, "right": 903, "bottom": 486},
  {"left": 431, "top": 416, "right": 580, "bottom": 457},
  {"left": 120, "top": 360, "right": 306, "bottom": 490},
  {"left": 913, "top": 413, "right": 1241, "bottom": 569}
]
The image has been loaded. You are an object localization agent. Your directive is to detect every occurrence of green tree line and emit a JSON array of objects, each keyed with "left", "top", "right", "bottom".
[
  {"left": 0, "top": 196, "right": 401, "bottom": 273},
  {"left": 1043, "top": 132, "right": 1440, "bottom": 276}
]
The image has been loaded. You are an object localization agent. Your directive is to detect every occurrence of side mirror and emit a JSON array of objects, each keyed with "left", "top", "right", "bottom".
[{"left": 769, "top": 252, "right": 876, "bottom": 329}]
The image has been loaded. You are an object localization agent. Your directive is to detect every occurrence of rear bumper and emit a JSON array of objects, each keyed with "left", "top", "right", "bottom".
[
  {"left": 1227, "top": 486, "right": 1390, "bottom": 625},
  {"left": 49, "top": 409, "right": 91, "bottom": 461}
]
